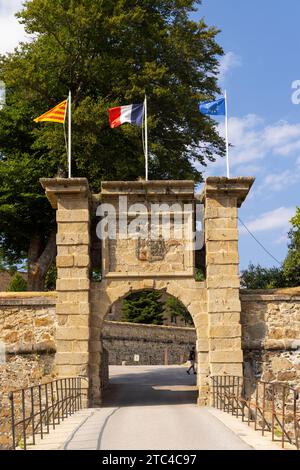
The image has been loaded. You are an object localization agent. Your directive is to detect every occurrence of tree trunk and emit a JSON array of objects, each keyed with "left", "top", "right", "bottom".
[{"left": 27, "top": 230, "right": 57, "bottom": 291}]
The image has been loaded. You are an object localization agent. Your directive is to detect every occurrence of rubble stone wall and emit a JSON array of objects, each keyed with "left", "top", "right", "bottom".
[
  {"left": 241, "top": 288, "right": 300, "bottom": 388},
  {"left": 102, "top": 321, "right": 196, "bottom": 365},
  {"left": 0, "top": 292, "right": 57, "bottom": 449},
  {"left": 0, "top": 293, "right": 57, "bottom": 354}
]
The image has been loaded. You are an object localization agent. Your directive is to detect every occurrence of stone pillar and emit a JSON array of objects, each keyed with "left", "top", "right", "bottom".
[
  {"left": 202, "top": 177, "right": 254, "bottom": 398},
  {"left": 40, "top": 178, "right": 99, "bottom": 405}
]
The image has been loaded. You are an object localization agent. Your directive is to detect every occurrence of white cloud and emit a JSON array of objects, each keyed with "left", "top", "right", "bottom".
[
  {"left": 273, "top": 234, "right": 289, "bottom": 246},
  {"left": 213, "top": 114, "right": 266, "bottom": 170},
  {"left": 258, "top": 170, "right": 300, "bottom": 193},
  {"left": 239, "top": 207, "right": 295, "bottom": 235},
  {"left": 263, "top": 122, "right": 300, "bottom": 146},
  {"left": 212, "top": 115, "right": 300, "bottom": 173},
  {"left": 236, "top": 164, "right": 262, "bottom": 175},
  {"left": 0, "top": 0, "right": 27, "bottom": 54},
  {"left": 0, "top": 0, "right": 24, "bottom": 16},
  {"left": 219, "top": 52, "right": 241, "bottom": 83},
  {"left": 276, "top": 140, "right": 300, "bottom": 157}
]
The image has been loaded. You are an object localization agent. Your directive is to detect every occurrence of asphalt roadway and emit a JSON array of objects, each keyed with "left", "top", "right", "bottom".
[{"left": 58, "top": 366, "right": 251, "bottom": 450}]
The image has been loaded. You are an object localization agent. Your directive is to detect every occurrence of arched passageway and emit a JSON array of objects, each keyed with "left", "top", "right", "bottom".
[
  {"left": 100, "top": 289, "right": 200, "bottom": 407},
  {"left": 90, "top": 279, "right": 207, "bottom": 406}
]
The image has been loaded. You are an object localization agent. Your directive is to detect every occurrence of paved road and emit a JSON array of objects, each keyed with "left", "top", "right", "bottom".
[{"left": 52, "top": 366, "right": 251, "bottom": 450}]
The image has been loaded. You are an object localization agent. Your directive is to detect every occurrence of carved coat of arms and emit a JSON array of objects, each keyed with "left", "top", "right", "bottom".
[{"left": 136, "top": 237, "right": 166, "bottom": 262}]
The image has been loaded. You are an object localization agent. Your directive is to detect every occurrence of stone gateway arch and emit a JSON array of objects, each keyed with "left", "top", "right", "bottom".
[{"left": 40, "top": 177, "right": 254, "bottom": 407}]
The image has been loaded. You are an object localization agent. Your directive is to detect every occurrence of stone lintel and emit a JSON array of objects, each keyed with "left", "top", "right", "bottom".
[
  {"left": 40, "top": 178, "right": 90, "bottom": 209},
  {"left": 101, "top": 180, "right": 195, "bottom": 197},
  {"left": 200, "top": 177, "right": 255, "bottom": 208},
  {"left": 104, "top": 272, "right": 195, "bottom": 280}
]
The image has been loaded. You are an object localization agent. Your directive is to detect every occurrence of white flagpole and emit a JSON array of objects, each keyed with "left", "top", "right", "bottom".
[
  {"left": 144, "top": 95, "right": 148, "bottom": 181},
  {"left": 68, "top": 90, "right": 72, "bottom": 178},
  {"left": 224, "top": 89, "right": 230, "bottom": 178}
]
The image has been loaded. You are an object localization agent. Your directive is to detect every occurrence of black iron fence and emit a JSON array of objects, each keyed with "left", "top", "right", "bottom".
[
  {"left": 211, "top": 376, "right": 300, "bottom": 450},
  {"left": 8, "top": 375, "right": 299, "bottom": 450},
  {"left": 9, "top": 377, "right": 84, "bottom": 450}
]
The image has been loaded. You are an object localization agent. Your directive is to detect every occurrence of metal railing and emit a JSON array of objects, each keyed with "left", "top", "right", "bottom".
[
  {"left": 211, "top": 376, "right": 300, "bottom": 450},
  {"left": 9, "top": 377, "right": 84, "bottom": 450}
]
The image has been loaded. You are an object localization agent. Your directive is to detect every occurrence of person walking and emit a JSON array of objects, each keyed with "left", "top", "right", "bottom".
[{"left": 187, "top": 346, "right": 197, "bottom": 375}]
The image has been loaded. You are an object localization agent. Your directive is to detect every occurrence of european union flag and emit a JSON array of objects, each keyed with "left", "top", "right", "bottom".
[{"left": 199, "top": 98, "right": 225, "bottom": 116}]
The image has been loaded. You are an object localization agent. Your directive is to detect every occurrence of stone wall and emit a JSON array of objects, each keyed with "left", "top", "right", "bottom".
[
  {"left": 241, "top": 288, "right": 300, "bottom": 388},
  {"left": 0, "top": 287, "right": 299, "bottom": 448},
  {"left": 0, "top": 354, "right": 56, "bottom": 449},
  {"left": 0, "top": 292, "right": 57, "bottom": 354},
  {"left": 102, "top": 321, "right": 196, "bottom": 365},
  {"left": 0, "top": 292, "right": 57, "bottom": 449},
  {"left": 0, "top": 288, "right": 299, "bottom": 385}
]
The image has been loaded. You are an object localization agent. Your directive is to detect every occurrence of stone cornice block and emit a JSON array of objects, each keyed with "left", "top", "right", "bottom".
[
  {"left": 200, "top": 177, "right": 255, "bottom": 208},
  {"left": 40, "top": 178, "right": 91, "bottom": 209},
  {"left": 0, "top": 291, "right": 56, "bottom": 306},
  {"left": 240, "top": 287, "right": 300, "bottom": 301},
  {"left": 100, "top": 180, "right": 195, "bottom": 197}
]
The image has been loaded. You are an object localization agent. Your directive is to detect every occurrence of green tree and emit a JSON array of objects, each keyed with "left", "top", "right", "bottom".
[
  {"left": 241, "top": 208, "right": 300, "bottom": 290},
  {"left": 0, "top": 247, "right": 9, "bottom": 272},
  {"left": 122, "top": 290, "right": 165, "bottom": 325},
  {"left": 241, "top": 264, "right": 286, "bottom": 290},
  {"left": 0, "top": 247, "right": 18, "bottom": 273},
  {"left": 0, "top": 0, "right": 224, "bottom": 290},
  {"left": 164, "top": 296, "right": 193, "bottom": 325},
  {"left": 7, "top": 272, "right": 27, "bottom": 292},
  {"left": 283, "top": 208, "right": 300, "bottom": 286},
  {"left": 241, "top": 208, "right": 300, "bottom": 289},
  {"left": 44, "top": 264, "right": 57, "bottom": 291}
]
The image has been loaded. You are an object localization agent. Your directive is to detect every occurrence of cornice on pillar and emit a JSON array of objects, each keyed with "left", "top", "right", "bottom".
[
  {"left": 199, "top": 177, "right": 255, "bottom": 208},
  {"left": 40, "top": 178, "right": 91, "bottom": 209}
]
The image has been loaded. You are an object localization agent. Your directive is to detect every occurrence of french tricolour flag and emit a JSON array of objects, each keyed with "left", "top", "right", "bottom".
[{"left": 108, "top": 103, "right": 144, "bottom": 128}]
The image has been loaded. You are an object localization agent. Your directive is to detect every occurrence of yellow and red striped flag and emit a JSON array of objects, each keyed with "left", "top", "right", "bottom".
[{"left": 34, "top": 99, "right": 67, "bottom": 124}]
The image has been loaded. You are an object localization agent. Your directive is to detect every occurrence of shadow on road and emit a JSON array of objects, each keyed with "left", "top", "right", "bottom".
[{"left": 102, "top": 366, "right": 198, "bottom": 408}]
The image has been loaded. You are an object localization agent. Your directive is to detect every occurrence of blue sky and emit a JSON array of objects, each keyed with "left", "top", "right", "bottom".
[
  {"left": 0, "top": 0, "right": 299, "bottom": 270},
  {"left": 196, "top": 0, "right": 300, "bottom": 269}
]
